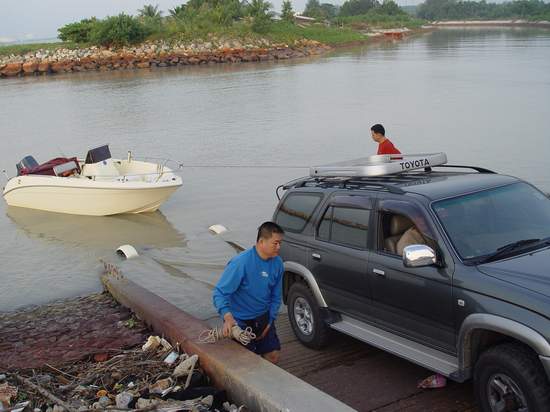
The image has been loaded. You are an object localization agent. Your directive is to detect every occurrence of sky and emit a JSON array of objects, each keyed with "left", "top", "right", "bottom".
[{"left": 0, "top": 0, "right": 419, "bottom": 43}]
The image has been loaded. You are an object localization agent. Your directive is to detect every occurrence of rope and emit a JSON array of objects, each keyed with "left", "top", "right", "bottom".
[{"left": 199, "top": 325, "right": 256, "bottom": 346}]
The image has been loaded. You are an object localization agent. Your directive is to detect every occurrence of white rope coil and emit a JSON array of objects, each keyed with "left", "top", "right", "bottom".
[{"left": 199, "top": 325, "right": 256, "bottom": 346}]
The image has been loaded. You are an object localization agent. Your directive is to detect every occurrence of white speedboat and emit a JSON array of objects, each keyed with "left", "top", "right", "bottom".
[{"left": 2, "top": 145, "right": 183, "bottom": 216}]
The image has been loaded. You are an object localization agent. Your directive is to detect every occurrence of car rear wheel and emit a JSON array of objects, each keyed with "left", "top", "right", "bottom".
[
  {"left": 474, "top": 343, "right": 550, "bottom": 412},
  {"left": 287, "top": 282, "right": 330, "bottom": 349}
]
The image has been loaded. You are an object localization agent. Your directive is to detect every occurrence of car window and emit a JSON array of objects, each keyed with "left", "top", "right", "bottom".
[
  {"left": 317, "top": 206, "right": 370, "bottom": 249},
  {"left": 275, "top": 193, "right": 323, "bottom": 233},
  {"left": 318, "top": 206, "right": 332, "bottom": 241},
  {"left": 433, "top": 182, "right": 550, "bottom": 260},
  {"left": 377, "top": 199, "right": 437, "bottom": 256}
]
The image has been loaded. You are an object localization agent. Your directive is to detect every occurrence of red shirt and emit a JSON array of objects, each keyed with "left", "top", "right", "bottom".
[{"left": 377, "top": 139, "right": 401, "bottom": 155}]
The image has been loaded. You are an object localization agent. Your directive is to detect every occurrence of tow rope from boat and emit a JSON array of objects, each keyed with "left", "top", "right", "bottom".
[{"left": 199, "top": 324, "right": 256, "bottom": 346}]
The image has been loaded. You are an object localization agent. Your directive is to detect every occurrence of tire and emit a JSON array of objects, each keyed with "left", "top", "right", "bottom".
[
  {"left": 287, "top": 282, "right": 330, "bottom": 349},
  {"left": 474, "top": 342, "right": 550, "bottom": 412}
]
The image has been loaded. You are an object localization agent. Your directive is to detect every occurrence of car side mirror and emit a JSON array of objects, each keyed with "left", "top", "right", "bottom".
[{"left": 403, "top": 244, "right": 437, "bottom": 267}]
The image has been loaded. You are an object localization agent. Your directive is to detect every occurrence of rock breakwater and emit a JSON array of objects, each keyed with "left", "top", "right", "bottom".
[{"left": 0, "top": 38, "right": 331, "bottom": 78}]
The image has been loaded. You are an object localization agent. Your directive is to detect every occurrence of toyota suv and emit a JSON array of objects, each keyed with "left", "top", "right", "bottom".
[{"left": 272, "top": 161, "right": 550, "bottom": 411}]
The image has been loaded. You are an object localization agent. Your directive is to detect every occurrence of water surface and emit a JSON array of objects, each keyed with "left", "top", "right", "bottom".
[{"left": 1, "top": 27, "right": 549, "bottom": 312}]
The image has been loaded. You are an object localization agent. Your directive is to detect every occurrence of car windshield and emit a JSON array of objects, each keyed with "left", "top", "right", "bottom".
[{"left": 433, "top": 182, "right": 550, "bottom": 262}]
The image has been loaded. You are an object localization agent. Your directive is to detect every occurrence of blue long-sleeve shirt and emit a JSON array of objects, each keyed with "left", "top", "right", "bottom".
[{"left": 212, "top": 247, "right": 284, "bottom": 324}]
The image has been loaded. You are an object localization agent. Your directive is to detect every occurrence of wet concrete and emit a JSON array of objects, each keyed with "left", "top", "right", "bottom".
[{"left": 275, "top": 315, "right": 477, "bottom": 411}]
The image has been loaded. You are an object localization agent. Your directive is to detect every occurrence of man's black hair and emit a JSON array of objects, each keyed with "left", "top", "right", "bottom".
[
  {"left": 370, "top": 124, "right": 385, "bottom": 136},
  {"left": 257, "top": 221, "right": 284, "bottom": 242}
]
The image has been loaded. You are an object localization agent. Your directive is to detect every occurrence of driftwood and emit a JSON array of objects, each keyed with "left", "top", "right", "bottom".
[{"left": 13, "top": 374, "right": 78, "bottom": 412}]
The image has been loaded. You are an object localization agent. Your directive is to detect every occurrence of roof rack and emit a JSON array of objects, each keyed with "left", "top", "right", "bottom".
[
  {"left": 310, "top": 153, "right": 447, "bottom": 177},
  {"left": 430, "top": 164, "right": 496, "bottom": 174}
]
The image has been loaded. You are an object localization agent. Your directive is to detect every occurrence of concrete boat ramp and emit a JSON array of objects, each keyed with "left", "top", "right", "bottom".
[{"left": 103, "top": 255, "right": 476, "bottom": 411}]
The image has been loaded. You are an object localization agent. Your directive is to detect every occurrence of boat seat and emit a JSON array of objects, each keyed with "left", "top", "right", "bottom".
[
  {"left": 81, "top": 158, "right": 120, "bottom": 179},
  {"left": 384, "top": 214, "right": 414, "bottom": 255}
]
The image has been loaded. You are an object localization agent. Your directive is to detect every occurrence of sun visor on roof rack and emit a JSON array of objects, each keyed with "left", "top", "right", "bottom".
[{"left": 310, "top": 153, "right": 447, "bottom": 177}]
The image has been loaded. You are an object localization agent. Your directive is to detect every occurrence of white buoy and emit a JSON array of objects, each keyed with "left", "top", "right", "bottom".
[
  {"left": 116, "top": 244, "right": 139, "bottom": 259},
  {"left": 208, "top": 224, "right": 228, "bottom": 235}
]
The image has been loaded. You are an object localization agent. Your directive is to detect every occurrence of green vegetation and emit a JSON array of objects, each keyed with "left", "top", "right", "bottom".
[
  {"left": 304, "top": 0, "right": 424, "bottom": 28},
  {"left": 416, "top": 0, "right": 550, "bottom": 21},
  {"left": 0, "top": 42, "right": 78, "bottom": 57},
  {"left": 2, "top": 0, "right": 423, "bottom": 56},
  {"left": 267, "top": 21, "right": 365, "bottom": 44},
  {"left": 281, "top": 0, "right": 295, "bottom": 22}
]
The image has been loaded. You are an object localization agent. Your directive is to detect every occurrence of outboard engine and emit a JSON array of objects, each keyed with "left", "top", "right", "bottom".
[{"left": 16, "top": 156, "right": 39, "bottom": 176}]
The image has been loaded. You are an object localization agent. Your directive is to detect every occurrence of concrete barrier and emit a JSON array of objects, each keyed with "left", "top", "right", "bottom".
[{"left": 101, "top": 268, "right": 356, "bottom": 412}]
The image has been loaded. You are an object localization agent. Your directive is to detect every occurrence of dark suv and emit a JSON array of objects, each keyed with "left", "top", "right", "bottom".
[{"left": 272, "top": 165, "right": 550, "bottom": 411}]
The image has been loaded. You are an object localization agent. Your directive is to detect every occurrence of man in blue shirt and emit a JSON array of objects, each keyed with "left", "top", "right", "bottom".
[{"left": 213, "top": 222, "right": 285, "bottom": 364}]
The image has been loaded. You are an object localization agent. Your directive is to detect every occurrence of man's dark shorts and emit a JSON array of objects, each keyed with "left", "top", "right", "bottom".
[{"left": 236, "top": 316, "right": 281, "bottom": 355}]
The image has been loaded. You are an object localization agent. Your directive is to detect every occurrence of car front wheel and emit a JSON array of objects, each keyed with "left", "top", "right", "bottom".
[
  {"left": 287, "top": 282, "right": 330, "bottom": 349},
  {"left": 474, "top": 342, "right": 550, "bottom": 412}
]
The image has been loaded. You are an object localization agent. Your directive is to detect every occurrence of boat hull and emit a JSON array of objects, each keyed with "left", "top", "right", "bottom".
[{"left": 3, "top": 175, "right": 182, "bottom": 216}]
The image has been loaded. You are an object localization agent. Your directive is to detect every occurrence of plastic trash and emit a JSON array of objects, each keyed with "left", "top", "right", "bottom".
[
  {"left": 163, "top": 351, "right": 179, "bottom": 365},
  {"left": 142, "top": 335, "right": 161, "bottom": 352},
  {"left": 159, "top": 337, "right": 173, "bottom": 351},
  {"left": 417, "top": 373, "right": 447, "bottom": 389},
  {"left": 173, "top": 354, "right": 199, "bottom": 389}
]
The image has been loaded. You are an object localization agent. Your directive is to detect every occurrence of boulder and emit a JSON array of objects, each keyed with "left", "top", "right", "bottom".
[
  {"left": 136, "top": 62, "right": 150, "bottom": 68},
  {"left": 22, "top": 60, "right": 39, "bottom": 74},
  {"left": 50, "top": 61, "right": 71, "bottom": 73},
  {"left": 1, "top": 62, "right": 22, "bottom": 77},
  {"left": 37, "top": 61, "right": 51, "bottom": 73}
]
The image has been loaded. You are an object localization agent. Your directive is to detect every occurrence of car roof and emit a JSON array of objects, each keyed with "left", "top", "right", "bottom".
[{"left": 282, "top": 171, "right": 521, "bottom": 202}]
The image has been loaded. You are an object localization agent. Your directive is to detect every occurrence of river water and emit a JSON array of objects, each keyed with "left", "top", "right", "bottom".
[{"left": 1, "top": 27, "right": 549, "bottom": 314}]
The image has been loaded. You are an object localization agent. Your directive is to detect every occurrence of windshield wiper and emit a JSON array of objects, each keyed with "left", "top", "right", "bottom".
[{"left": 475, "top": 238, "right": 541, "bottom": 264}]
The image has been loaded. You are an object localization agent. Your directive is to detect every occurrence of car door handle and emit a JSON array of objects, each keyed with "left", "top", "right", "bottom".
[
  {"left": 312, "top": 253, "right": 321, "bottom": 261},
  {"left": 373, "top": 268, "right": 385, "bottom": 276}
]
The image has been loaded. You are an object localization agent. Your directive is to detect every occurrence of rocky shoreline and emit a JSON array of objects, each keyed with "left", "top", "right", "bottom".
[{"left": 0, "top": 38, "right": 331, "bottom": 78}]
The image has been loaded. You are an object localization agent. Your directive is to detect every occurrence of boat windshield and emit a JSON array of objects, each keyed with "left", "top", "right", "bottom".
[
  {"left": 432, "top": 182, "right": 550, "bottom": 262},
  {"left": 85, "top": 145, "right": 112, "bottom": 164}
]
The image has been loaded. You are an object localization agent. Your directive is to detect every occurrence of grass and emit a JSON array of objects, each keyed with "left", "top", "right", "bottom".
[
  {"left": 265, "top": 21, "right": 366, "bottom": 45},
  {"left": 0, "top": 42, "right": 79, "bottom": 57}
]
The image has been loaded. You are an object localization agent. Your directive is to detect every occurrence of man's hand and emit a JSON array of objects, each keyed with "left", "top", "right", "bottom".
[
  {"left": 222, "top": 312, "right": 236, "bottom": 338},
  {"left": 256, "top": 323, "right": 271, "bottom": 341}
]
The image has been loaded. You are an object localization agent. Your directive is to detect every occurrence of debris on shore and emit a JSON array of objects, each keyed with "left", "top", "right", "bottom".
[{"left": 0, "top": 294, "right": 245, "bottom": 412}]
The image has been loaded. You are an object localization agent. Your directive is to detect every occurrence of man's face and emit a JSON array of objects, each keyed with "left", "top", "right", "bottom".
[
  {"left": 258, "top": 233, "right": 283, "bottom": 258},
  {"left": 371, "top": 130, "right": 380, "bottom": 142}
]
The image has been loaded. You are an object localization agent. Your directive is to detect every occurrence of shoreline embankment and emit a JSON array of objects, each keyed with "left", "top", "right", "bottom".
[
  {"left": 431, "top": 19, "right": 550, "bottom": 28},
  {"left": 0, "top": 38, "right": 330, "bottom": 78}
]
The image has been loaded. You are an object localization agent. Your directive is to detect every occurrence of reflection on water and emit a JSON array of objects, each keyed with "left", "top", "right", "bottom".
[
  {"left": 6, "top": 208, "right": 187, "bottom": 250},
  {"left": 1, "top": 27, "right": 549, "bottom": 312}
]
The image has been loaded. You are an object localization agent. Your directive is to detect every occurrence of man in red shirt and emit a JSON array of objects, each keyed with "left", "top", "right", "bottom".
[{"left": 371, "top": 124, "right": 401, "bottom": 155}]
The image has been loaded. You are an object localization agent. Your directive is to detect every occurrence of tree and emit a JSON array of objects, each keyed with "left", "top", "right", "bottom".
[
  {"left": 320, "top": 3, "right": 338, "bottom": 18},
  {"left": 378, "top": 0, "right": 402, "bottom": 15},
  {"left": 169, "top": 4, "right": 186, "bottom": 19},
  {"left": 138, "top": 4, "right": 163, "bottom": 18},
  {"left": 281, "top": 0, "right": 295, "bottom": 21},
  {"left": 58, "top": 18, "right": 98, "bottom": 43},
  {"left": 339, "top": 0, "right": 380, "bottom": 16},
  {"left": 89, "top": 13, "right": 149, "bottom": 47},
  {"left": 303, "top": 0, "right": 323, "bottom": 18},
  {"left": 246, "top": 0, "right": 274, "bottom": 32}
]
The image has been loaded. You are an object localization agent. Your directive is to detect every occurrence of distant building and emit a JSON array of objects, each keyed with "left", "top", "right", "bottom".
[{"left": 294, "top": 14, "right": 317, "bottom": 25}]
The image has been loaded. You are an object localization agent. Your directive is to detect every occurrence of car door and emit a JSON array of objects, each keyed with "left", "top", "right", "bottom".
[
  {"left": 367, "top": 197, "right": 456, "bottom": 353},
  {"left": 308, "top": 194, "right": 373, "bottom": 319}
]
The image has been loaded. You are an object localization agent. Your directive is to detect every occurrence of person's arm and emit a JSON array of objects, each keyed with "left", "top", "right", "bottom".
[{"left": 212, "top": 259, "right": 245, "bottom": 336}]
